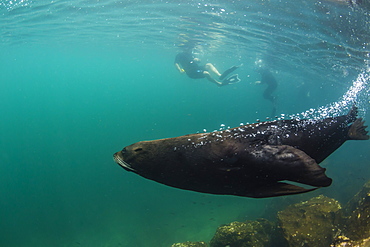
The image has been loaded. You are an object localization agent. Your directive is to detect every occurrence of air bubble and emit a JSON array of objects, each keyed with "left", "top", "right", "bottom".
[{"left": 288, "top": 70, "right": 369, "bottom": 120}]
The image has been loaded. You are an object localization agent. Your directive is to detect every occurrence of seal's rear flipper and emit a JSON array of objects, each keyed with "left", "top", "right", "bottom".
[
  {"left": 250, "top": 182, "right": 318, "bottom": 198},
  {"left": 348, "top": 118, "right": 369, "bottom": 140}
]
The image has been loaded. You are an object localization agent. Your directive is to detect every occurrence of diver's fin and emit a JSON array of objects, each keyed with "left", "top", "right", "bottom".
[
  {"left": 222, "top": 74, "right": 240, "bottom": 85},
  {"left": 348, "top": 118, "right": 369, "bottom": 140},
  {"left": 251, "top": 182, "right": 318, "bottom": 198},
  {"left": 219, "top": 64, "right": 242, "bottom": 80}
]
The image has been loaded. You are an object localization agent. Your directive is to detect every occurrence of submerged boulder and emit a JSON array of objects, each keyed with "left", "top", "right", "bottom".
[
  {"left": 171, "top": 241, "right": 208, "bottom": 247},
  {"left": 331, "top": 235, "right": 370, "bottom": 247},
  {"left": 342, "top": 180, "right": 370, "bottom": 242},
  {"left": 209, "top": 219, "right": 274, "bottom": 247},
  {"left": 172, "top": 181, "right": 370, "bottom": 247},
  {"left": 277, "top": 195, "right": 342, "bottom": 247}
]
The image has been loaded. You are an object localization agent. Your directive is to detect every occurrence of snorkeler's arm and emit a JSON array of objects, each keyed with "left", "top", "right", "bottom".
[{"left": 175, "top": 63, "right": 185, "bottom": 73}]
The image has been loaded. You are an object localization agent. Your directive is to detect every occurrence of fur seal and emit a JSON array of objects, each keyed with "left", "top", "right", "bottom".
[{"left": 113, "top": 106, "right": 369, "bottom": 198}]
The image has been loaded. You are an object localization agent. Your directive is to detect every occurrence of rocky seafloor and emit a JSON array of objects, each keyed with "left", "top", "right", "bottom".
[{"left": 171, "top": 180, "right": 370, "bottom": 247}]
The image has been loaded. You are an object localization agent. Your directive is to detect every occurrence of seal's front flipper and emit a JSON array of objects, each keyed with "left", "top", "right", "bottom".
[
  {"left": 251, "top": 145, "right": 332, "bottom": 187},
  {"left": 222, "top": 74, "right": 240, "bottom": 85},
  {"left": 250, "top": 182, "right": 318, "bottom": 198},
  {"left": 219, "top": 64, "right": 242, "bottom": 80},
  {"left": 348, "top": 118, "right": 369, "bottom": 140}
]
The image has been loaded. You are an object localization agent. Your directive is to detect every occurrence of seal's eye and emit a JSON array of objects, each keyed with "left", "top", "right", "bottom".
[
  {"left": 134, "top": 148, "right": 143, "bottom": 152},
  {"left": 121, "top": 148, "right": 126, "bottom": 155}
]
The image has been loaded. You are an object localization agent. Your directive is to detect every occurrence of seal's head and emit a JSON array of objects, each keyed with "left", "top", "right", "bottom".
[
  {"left": 113, "top": 142, "right": 148, "bottom": 173},
  {"left": 113, "top": 140, "right": 170, "bottom": 176}
]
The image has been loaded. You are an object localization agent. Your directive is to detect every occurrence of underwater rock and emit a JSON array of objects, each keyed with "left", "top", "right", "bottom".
[
  {"left": 209, "top": 219, "right": 274, "bottom": 247},
  {"left": 171, "top": 241, "right": 208, "bottom": 247},
  {"left": 277, "top": 195, "right": 342, "bottom": 247},
  {"left": 342, "top": 180, "right": 370, "bottom": 242},
  {"left": 174, "top": 182, "right": 370, "bottom": 247},
  {"left": 331, "top": 235, "right": 370, "bottom": 247}
]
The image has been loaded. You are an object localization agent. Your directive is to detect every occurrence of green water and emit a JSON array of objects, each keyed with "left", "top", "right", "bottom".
[{"left": 0, "top": 45, "right": 270, "bottom": 246}]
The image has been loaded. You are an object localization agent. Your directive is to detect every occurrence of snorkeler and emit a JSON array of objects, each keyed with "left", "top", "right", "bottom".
[
  {"left": 174, "top": 50, "right": 241, "bottom": 86},
  {"left": 256, "top": 68, "right": 278, "bottom": 117}
]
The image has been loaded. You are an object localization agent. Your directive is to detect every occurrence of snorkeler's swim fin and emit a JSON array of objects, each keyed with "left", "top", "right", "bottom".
[
  {"left": 222, "top": 74, "right": 241, "bottom": 85},
  {"left": 219, "top": 64, "right": 242, "bottom": 80}
]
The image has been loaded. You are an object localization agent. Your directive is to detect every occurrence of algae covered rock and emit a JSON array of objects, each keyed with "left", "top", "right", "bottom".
[
  {"left": 171, "top": 241, "right": 208, "bottom": 247},
  {"left": 278, "top": 195, "right": 342, "bottom": 247},
  {"left": 209, "top": 218, "right": 274, "bottom": 247},
  {"left": 342, "top": 180, "right": 370, "bottom": 241},
  {"left": 331, "top": 235, "right": 370, "bottom": 247}
]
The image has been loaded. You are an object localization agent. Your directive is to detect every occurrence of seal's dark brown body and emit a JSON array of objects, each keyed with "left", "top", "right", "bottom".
[{"left": 113, "top": 106, "right": 368, "bottom": 198}]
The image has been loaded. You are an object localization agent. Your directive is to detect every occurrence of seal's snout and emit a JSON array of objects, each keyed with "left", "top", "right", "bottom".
[
  {"left": 113, "top": 152, "right": 119, "bottom": 162},
  {"left": 113, "top": 151, "right": 136, "bottom": 172},
  {"left": 113, "top": 152, "right": 121, "bottom": 166},
  {"left": 113, "top": 152, "right": 123, "bottom": 165}
]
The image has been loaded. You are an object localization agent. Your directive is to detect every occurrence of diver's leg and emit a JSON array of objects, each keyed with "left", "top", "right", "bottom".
[
  {"left": 203, "top": 71, "right": 223, "bottom": 86},
  {"left": 205, "top": 63, "right": 222, "bottom": 77}
]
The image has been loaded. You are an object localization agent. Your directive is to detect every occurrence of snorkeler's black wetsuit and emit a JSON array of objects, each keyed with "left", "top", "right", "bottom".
[{"left": 175, "top": 52, "right": 206, "bottom": 79}]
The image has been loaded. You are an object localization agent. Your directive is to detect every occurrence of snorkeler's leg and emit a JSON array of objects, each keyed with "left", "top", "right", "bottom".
[
  {"left": 205, "top": 63, "right": 222, "bottom": 77},
  {"left": 203, "top": 71, "right": 223, "bottom": 86}
]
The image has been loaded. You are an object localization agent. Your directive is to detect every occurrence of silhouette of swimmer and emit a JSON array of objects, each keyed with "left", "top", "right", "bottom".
[
  {"left": 175, "top": 50, "right": 241, "bottom": 86},
  {"left": 256, "top": 68, "right": 278, "bottom": 116}
]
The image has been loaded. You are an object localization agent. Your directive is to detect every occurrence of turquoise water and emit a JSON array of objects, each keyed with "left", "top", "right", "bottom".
[{"left": 1, "top": 0, "right": 370, "bottom": 246}]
